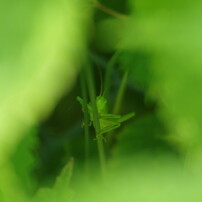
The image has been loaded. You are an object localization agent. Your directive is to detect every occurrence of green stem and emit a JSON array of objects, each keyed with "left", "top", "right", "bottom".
[
  {"left": 84, "top": 64, "right": 107, "bottom": 178},
  {"left": 113, "top": 69, "right": 129, "bottom": 114},
  {"left": 104, "top": 52, "right": 119, "bottom": 99},
  {"left": 107, "top": 69, "right": 129, "bottom": 143},
  {"left": 80, "top": 71, "right": 90, "bottom": 177}
]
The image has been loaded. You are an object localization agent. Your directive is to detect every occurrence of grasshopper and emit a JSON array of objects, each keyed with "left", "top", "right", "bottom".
[{"left": 77, "top": 96, "right": 135, "bottom": 136}]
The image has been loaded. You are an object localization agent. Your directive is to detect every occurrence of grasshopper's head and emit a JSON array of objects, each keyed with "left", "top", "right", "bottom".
[{"left": 96, "top": 96, "right": 108, "bottom": 114}]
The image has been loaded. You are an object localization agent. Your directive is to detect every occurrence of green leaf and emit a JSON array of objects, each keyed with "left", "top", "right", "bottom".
[
  {"left": 122, "top": 0, "right": 202, "bottom": 170},
  {"left": 118, "top": 50, "right": 152, "bottom": 91},
  {"left": 111, "top": 114, "right": 179, "bottom": 168},
  {"left": 94, "top": 18, "right": 126, "bottom": 52},
  {"left": 0, "top": 0, "right": 91, "bottom": 201},
  {"left": 11, "top": 128, "right": 39, "bottom": 195},
  {"left": 0, "top": 0, "right": 89, "bottom": 163},
  {"left": 34, "top": 158, "right": 74, "bottom": 202}
]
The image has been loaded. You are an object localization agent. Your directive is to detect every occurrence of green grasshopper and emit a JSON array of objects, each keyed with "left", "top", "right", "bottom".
[{"left": 77, "top": 96, "right": 135, "bottom": 135}]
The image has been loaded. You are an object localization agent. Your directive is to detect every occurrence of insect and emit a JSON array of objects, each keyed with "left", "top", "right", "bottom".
[{"left": 77, "top": 96, "right": 135, "bottom": 136}]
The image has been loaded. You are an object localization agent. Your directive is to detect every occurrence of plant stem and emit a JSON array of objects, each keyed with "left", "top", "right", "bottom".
[
  {"left": 84, "top": 64, "right": 107, "bottom": 178},
  {"left": 93, "top": 1, "right": 129, "bottom": 20},
  {"left": 107, "top": 69, "right": 129, "bottom": 143},
  {"left": 80, "top": 71, "right": 90, "bottom": 177},
  {"left": 104, "top": 52, "right": 119, "bottom": 99},
  {"left": 113, "top": 69, "right": 129, "bottom": 114}
]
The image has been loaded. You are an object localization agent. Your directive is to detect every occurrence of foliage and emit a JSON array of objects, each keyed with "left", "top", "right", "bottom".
[{"left": 1, "top": 0, "right": 202, "bottom": 201}]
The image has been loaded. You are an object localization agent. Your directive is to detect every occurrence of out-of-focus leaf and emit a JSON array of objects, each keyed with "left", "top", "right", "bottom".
[
  {"left": 0, "top": 0, "right": 89, "bottom": 163},
  {"left": 118, "top": 50, "right": 152, "bottom": 91},
  {"left": 11, "top": 128, "right": 38, "bottom": 194},
  {"left": 94, "top": 18, "right": 126, "bottom": 52},
  {"left": 54, "top": 157, "right": 74, "bottom": 189},
  {"left": 111, "top": 114, "right": 179, "bottom": 169},
  {"left": 122, "top": 0, "right": 202, "bottom": 171},
  {"left": 34, "top": 158, "right": 74, "bottom": 202},
  {"left": 0, "top": 0, "right": 91, "bottom": 201},
  {"left": 76, "top": 162, "right": 202, "bottom": 202}
]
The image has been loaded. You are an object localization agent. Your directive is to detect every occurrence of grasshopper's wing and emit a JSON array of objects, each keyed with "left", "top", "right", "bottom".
[
  {"left": 100, "top": 113, "right": 121, "bottom": 119},
  {"left": 100, "top": 112, "right": 135, "bottom": 123}
]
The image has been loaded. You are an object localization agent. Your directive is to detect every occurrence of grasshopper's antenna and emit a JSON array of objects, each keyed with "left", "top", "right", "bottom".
[
  {"left": 98, "top": 65, "right": 103, "bottom": 96},
  {"left": 88, "top": 51, "right": 105, "bottom": 97},
  {"left": 102, "top": 88, "right": 107, "bottom": 97},
  {"left": 93, "top": 61, "right": 103, "bottom": 97}
]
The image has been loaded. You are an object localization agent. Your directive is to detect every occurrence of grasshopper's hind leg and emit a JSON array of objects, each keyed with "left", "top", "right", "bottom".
[{"left": 98, "top": 122, "right": 121, "bottom": 136}]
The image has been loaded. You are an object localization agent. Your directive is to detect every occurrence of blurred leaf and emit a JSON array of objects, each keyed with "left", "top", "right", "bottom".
[
  {"left": 111, "top": 114, "right": 179, "bottom": 168},
  {"left": 122, "top": 0, "right": 202, "bottom": 170},
  {"left": 11, "top": 127, "right": 38, "bottom": 194},
  {"left": 0, "top": 0, "right": 90, "bottom": 164},
  {"left": 34, "top": 158, "right": 74, "bottom": 202},
  {"left": 54, "top": 157, "right": 74, "bottom": 189},
  {"left": 94, "top": 18, "right": 126, "bottom": 52},
  {"left": 0, "top": 0, "right": 91, "bottom": 201},
  {"left": 76, "top": 164, "right": 202, "bottom": 202},
  {"left": 118, "top": 50, "right": 152, "bottom": 91}
]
